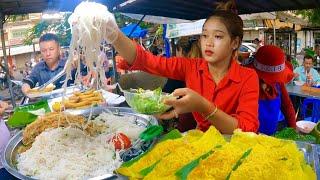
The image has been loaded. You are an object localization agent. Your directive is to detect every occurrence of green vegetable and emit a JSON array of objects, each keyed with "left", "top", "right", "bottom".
[
  {"left": 226, "top": 148, "right": 252, "bottom": 180},
  {"left": 139, "top": 159, "right": 162, "bottom": 177},
  {"left": 274, "top": 128, "right": 317, "bottom": 143},
  {"left": 121, "top": 129, "right": 182, "bottom": 167},
  {"left": 175, "top": 150, "right": 213, "bottom": 180},
  {"left": 129, "top": 87, "right": 171, "bottom": 115},
  {"left": 310, "top": 122, "right": 320, "bottom": 144},
  {"left": 7, "top": 100, "right": 51, "bottom": 128}
]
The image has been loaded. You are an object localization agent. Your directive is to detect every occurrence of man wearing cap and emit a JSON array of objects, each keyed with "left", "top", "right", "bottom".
[
  {"left": 245, "top": 45, "right": 296, "bottom": 135},
  {"left": 293, "top": 55, "right": 320, "bottom": 86}
]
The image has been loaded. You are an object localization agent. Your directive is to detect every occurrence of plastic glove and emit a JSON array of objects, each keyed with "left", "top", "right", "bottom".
[
  {"left": 104, "top": 13, "right": 119, "bottom": 44},
  {"left": 68, "top": 1, "right": 119, "bottom": 44}
]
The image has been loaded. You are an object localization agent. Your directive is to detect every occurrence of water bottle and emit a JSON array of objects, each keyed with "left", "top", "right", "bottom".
[{"left": 306, "top": 71, "right": 312, "bottom": 86}]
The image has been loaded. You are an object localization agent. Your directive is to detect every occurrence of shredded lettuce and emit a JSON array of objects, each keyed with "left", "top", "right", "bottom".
[{"left": 129, "top": 88, "right": 171, "bottom": 115}]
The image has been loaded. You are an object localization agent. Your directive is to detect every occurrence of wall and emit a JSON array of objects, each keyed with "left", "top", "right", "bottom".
[
  {"left": 243, "top": 29, "right": 265, "bottom": 44},
  {"left": 14, "top": 53, "right": 32, "bottom": 70}
]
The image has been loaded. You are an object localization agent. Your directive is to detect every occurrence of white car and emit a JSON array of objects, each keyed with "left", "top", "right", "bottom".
[{"left": 239, "top": 43, "right": 257, "bottom": 56}]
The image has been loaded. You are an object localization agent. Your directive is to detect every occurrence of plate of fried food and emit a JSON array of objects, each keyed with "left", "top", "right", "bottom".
[
  {"left": 48, "top": 89, "right": 125, "bottom": 114},
  {"left": 25, "top": 84, "right": 81, "bottom": 99}
]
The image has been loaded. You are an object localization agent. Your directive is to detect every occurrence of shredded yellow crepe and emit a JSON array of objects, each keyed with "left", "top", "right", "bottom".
[
  {"left": 228, "top": 130, "right": 316, "bottom": 180},
  {"left": 144, "top": 126, "right": 226, "bottom": 179},
  {"left": 117, "top": 127, "right": 316, "bottom": 180},
  {"left": 189, "top": 129, "right": 316, "bottom": 180},
  {"left": 188, "top": 143, "right": 246, "bottom": 179},
  {"left": 117, "top": 129, "right": 205, "bottom": 178}
]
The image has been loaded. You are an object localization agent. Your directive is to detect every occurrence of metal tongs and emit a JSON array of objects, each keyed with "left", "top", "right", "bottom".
[{"left": 120, "top": 125, "right": 163, "bottom": 161}]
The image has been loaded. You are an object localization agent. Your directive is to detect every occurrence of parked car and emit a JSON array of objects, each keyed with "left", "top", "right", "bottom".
[
  {"left": 240, "top": 43, "right": 257, "bottom": 56},
  {"left": 238, "top": 43, "right": 257, "bottom": 62}
]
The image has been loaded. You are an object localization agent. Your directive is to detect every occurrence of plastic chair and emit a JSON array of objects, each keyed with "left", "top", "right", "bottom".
[{"left": 301, "top": 98, "right": 320, "bottom": 123}]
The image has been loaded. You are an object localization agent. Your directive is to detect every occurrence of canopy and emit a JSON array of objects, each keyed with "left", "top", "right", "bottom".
[
  {"left": 121, "top": 23, "right": 148, "bottom": 38},
  {"left": 0, "top": 0, "right": 119, "bottom": 15},
  {"left": 1, "top": 0, "right": 320, "bottom": 18},
  {"left": 112, "top": 0, "right": 320, "bottom": 20}
]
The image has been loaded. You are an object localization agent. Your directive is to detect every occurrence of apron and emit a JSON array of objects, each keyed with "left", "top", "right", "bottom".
[{"left": 258, "top": 84, "right": 284, "bottom": 135}]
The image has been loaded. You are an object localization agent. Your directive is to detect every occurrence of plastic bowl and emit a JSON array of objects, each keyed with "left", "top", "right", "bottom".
[
  {"left": 123, "top": 89, "right": 173, "bottom": 115},
  {"left": 294, "top": 81, "right": 304, "bottom": 86},
  {"left": 296, "top": 121, "right": 317, "bottom": 134}
]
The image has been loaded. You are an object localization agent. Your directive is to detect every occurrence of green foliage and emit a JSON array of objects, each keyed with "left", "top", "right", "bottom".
[
  {"left": 24, "top": 13, "right": 156, "bottom": 47},
  {"left": 304, "top": 47, "right": 316, "bottom": 57},
  {"left": 291, "top": 58, "right": 299, "bottom": 68},
  {"left": 295, "top": 9, "right": 320, "bottom": 26},
  {"left": 275, "top": 127, "right": 316, "bottom": 143},
  {"left": 23, "top": 13, "right": 71, "bottom": 47},
  {"left": 114, "top": 13, "right": 154, "bottom": 29}
]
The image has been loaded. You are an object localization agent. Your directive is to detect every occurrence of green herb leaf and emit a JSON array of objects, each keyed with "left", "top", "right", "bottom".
[
  {"left": 226, "top": 148, "right": 252, "bottom": 180},
  {"left": 175, "top": 150, "right": 213, "bottom": 180}
]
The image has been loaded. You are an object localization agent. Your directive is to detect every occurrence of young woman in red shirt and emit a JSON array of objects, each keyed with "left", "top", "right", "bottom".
[{"left": 102, "top": 1, "right": 259, "bottom": 134}]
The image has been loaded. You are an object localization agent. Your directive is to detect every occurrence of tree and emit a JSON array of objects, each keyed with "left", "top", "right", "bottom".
[
  {"left": 114, "top": 13, "right": 154, "bottom": 29},
  {"left": 295, "top": 8, "right": 320, "bottom": 26},
  {"left": 24, "top": 13, "right": 156, "bottom": 46},
  {"left": 24, "top": 13, "right": 71, "bottom": 47}
]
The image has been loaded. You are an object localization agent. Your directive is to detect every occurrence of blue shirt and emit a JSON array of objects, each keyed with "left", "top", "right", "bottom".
[
  {"left": 23, "top": 59, "right": 87, "bottom": 89},
  {"left": 293, "top": 66, "right": 320, "bottom": 83}
]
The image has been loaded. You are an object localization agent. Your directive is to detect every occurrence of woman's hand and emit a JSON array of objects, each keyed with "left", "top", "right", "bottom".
[
  {"left": 104, "top": 14, "right": 120, "bottom": 44},
  {"left": 158, "top": 88, "right": 213, "bottom": 120}
]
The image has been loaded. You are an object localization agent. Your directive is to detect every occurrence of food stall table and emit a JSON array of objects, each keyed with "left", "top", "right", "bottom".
[{"left": 286, "top": 85, "right": 320, "bottom": 99}]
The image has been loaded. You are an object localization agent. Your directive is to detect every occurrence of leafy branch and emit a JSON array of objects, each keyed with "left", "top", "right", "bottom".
[{"left": 295, "top": 8, "right": 320, "bottom": 26}]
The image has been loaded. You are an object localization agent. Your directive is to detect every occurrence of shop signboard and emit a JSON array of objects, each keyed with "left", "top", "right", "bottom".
[{"left": 166, "top": 19, "right": 205, "bottom": 38}]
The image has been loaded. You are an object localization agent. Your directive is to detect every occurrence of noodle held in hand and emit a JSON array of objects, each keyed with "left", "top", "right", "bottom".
[{"left": 64, "top": 1, "right": 118, "bottom": 89}]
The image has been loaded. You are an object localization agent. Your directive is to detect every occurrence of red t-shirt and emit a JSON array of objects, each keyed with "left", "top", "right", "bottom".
[{"left": 129, "top": 44, "right": 260, "bottom": 132}]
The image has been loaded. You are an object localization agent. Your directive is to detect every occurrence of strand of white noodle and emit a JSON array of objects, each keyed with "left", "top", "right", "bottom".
[{"left": 58, "top": 2, "right": 111, "bottom": 130}]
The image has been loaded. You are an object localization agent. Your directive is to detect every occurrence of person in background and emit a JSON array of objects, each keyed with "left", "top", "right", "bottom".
[
  {"left": 253, "top": 38, "right": 261, "bottom": 49},
  {"left": 244, "top": 45, "right": 296, "bottom": 135},
  {"left": 0, "top": 67, "right": 5, "bottom": 90},
  {"left": 100, "top": 46, "right": 111, "bottom": 79},
  {"left": 294, "top": 55, "right": 320, "bottom": 86},
  {"left": 100, "top": 0, "right": 259, "bottom": 134},
  {"left": 163, "top": 36, "right": 201, "bottom": 132},
  {"left": 21, "top": 33, "right": 85, "bottom": 94},
  {"left": 163, "top": 37, "right": 201, "bottom": 93}
]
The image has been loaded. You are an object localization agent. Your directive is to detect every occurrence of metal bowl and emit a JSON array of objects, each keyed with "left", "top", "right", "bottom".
[{"left": 1, "top": 107, "right": 158, "bottom": 180}]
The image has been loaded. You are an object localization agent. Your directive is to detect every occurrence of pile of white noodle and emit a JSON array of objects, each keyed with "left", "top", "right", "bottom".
[
  {"left": 17, "top": 114, "right": 145, "bottom": 179},
  {"left": 63, "top": 1, "right": 116, "bottom": 90}
]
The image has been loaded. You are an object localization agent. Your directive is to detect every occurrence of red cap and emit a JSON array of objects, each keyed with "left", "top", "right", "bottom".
[{"left": 246, "top": 45, "right": 293, "bottom": 84}]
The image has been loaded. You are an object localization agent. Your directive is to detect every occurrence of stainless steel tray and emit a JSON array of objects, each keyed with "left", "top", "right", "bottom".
[
  {"left": 1, "top": 107, "right": 158, "bottom": 180},
  {"left": 295, "top": 141, "right": 320, "bottom": 177},
  {"left": 25, "top": 85, "right": 82, "bottom": 99},
  {"left": 47, "top": 89, "right": 126, "bottom": 115}
]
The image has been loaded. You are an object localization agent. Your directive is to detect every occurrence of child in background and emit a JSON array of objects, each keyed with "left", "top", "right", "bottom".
[
  {"left": 95, "top": 0, "right": 259, "bottom": 134},
  {"left": 244, "top": 45, "right": 296, "bottom": 135}
]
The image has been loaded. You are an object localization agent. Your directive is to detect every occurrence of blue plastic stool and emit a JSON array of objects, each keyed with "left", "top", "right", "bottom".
[{"left": 301, "top": 98, "right": 320, "bottom": 123}]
